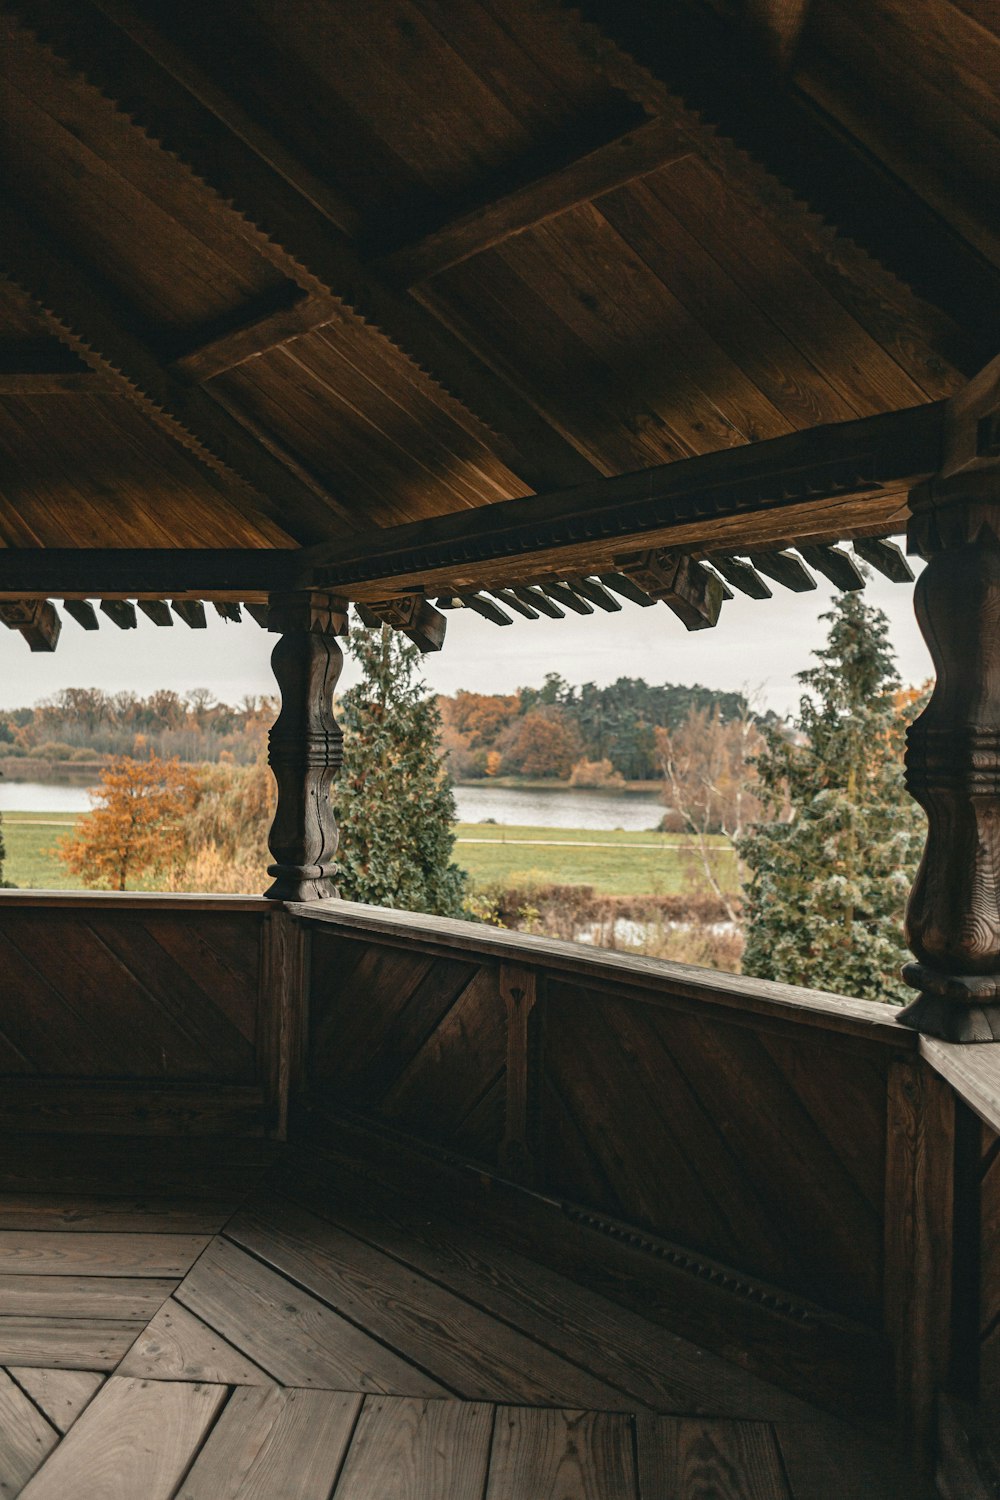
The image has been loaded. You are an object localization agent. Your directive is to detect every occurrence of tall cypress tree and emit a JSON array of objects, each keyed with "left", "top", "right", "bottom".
[
  {"left": 740, "top": 591, "right": 925, "bottom": 1003},
  {"left": 336, "top": 623, "right": 466, "bottom": 916}
]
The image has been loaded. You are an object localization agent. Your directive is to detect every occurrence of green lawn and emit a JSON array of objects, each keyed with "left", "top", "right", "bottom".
[{"left": 1, "top": 810, "right": 736, "bottom": 899}]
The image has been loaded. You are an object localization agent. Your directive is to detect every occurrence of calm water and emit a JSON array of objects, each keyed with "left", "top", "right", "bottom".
[{"left": 0, "top": 779, "right": 665, "bottom": 831}]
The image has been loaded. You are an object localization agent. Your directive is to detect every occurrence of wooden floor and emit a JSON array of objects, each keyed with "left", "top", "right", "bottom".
[{"left": 0, "top": 1140, "right": 903, "bottom": 1499}]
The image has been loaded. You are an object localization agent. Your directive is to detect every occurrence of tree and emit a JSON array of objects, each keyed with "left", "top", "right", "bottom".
[
  {"left": 336, "top": 624, "right": 465, "bottom": 916},
  {"left": 500, "top": 708, "right": 582, "bottom": 778},
  {"left": 739, "top": 591, "right": 926, "bottom": 1003},
  {"left": 58, "top": 753, "right": 197, "bottom": 891}
]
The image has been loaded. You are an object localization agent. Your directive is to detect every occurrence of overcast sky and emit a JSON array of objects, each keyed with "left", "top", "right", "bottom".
[{"left": 0, "top": 559, "right": 930, "bottom": 720}]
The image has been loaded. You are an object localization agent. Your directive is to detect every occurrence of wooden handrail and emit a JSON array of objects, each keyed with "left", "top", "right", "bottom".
[{"left": 0, "top": 890, "right": 273, "bottom": 913}]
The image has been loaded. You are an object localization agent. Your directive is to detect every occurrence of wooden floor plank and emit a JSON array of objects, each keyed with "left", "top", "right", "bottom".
[
  {"left": 118, "top": 1299, "right": 275, "bottom": 1386},
  {"left": 228, "top": 1199, "right": 632, "bottom": 1407},
  {"left": 176, "top": 1238, "right": 450, "bottom": 1396},
  {"left": 0, "top": 1232, "right": 209, "bottom": 1277},
  {"left": 0, "top": 1274, "right": 175, "bottom": 1320},
  {"left": 0, "top": 1366, "right": 60, "bottom": 1497},
  {"left": 773, "top": 1416, "right": 903, "bottom": 1500},
  {"left": 6, "top": 1368, "right": 104, "bottom": 1434},
  {"left": 332, "top": 1396, "right": 494, "bottom": 1500},
  {"left": 18, "top": 1376, "right": 226, "bottom": 1500},
  {"left": 485, "top": 1408, "right": 638, "bottom": 1499},
  {"left": 0, "top": 1318, "right": 144, "bottom": 1370},
  {"left": 636, "top": 1415, "right": 791, "bottom": 1499},
  {"left": 0, "top": 1196, "right": 238, "bottom": 1234},
  {"left": 178, "top": 1386, "right": 361, "bottom": 1499},
  {"left": 282, "top": 1162, "right": 817, "bottom": 1421}
]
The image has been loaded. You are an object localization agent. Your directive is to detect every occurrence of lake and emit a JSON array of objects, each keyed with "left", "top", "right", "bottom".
[{"left": 0, "top": 779, "right": 666, "bottom": 831}]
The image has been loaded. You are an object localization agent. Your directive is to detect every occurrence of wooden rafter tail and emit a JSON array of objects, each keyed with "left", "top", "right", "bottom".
[
  {"left": 616, "top": 552, "right": 726, "bottom": 630},
  {"left": 0, "top": 599, "right": 61, "bottom": 651},
  {"left": 566, "top": 577, "right": 622, "bottom": 612},
  {"left": 62, "top": 599, "right": 100, "bottom": 630},
  {"left": 747, "top": 550, "right": 817, "bottom": 592},
  {"left": 213, "top": 602, "right": 243, "bottom": 623},
  {"left": 137, "top": 600, "right": 173, "bottom": 627},
  {"left": 539, "top": 582, "right": 593, "bottom": 616},
  {"left": 459, "top": 594, "right": 514, "bottom": 626},
  {"left": 171, "top": 600, "right": 208, "bottom": 629},
  {"left": 797, "top": 543, "right": 867, "bottom": 591},
  {"left": 243, "top": 603, "right": 270, "bottom": 628},
  {"left": 489, "top": 588, "right": 539, "bottom": 619},
  {"left": 100, "top": 599, "right": 138, "bottom": 630},
  {"left": 708, "top": 556, "right": 772, "bottom": 600},
  {"left": 512, "top": 585, "right": 564, "bottom": 619},
  {"left": 852, "top": 538, "right": 915, "bottom": 583},
  {"left": 598, "top": 573, "right": 656, "bottom": 607}
]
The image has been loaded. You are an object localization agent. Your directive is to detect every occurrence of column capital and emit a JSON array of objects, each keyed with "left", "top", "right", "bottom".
[{"left": 266, "top": 590, "right": 349, "bottom": 637}]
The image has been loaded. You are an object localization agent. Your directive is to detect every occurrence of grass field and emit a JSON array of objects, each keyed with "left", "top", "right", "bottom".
[{"left": 1, "top": 811, "right": 736, "bottom": 898}]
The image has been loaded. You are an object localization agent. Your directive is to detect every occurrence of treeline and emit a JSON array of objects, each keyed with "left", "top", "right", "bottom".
[
  {"left": 439, "top": 671, "right": 768, "bottom": 783},
  {"left": 0, "top": 687, "right": 276, "bottom": 766}
]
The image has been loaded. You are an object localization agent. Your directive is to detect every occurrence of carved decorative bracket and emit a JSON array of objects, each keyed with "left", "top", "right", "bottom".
[{"left": 264, "top": 591, "right": 347, "bottom": 903}]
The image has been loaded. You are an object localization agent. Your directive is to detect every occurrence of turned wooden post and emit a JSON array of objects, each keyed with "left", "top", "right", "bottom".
[
  {"left": 264, "top": 591, "right": 346, "bottom": 903},
  {"left": 900, "top": 356, "right": 1000, "bottom": 1041}
]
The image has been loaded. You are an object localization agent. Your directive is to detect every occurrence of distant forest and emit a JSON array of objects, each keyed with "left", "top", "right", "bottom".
[{"left": 0, "top": 674, "right": 771, "bottom": 784}]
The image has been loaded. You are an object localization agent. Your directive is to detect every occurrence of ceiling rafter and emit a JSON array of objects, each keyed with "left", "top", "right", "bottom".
[
  {"left": 564, "top": 0, "right": 998, "bottom": 365},
  {"left": 2, "top": 0, "right": 598, "bottom": 491},
  {"left": 376, "top": 116, "right": 693, "bottom": 287},
  {"left": 0, "top": 197, "right": 350, "bottom": 543}
]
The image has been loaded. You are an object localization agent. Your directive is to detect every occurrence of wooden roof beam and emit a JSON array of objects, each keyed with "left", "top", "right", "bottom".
[
  {"left": 16, "top": 0, "right": 597, "bottom": 491},
  {"left": 0, "top": 371, "right": 123, "bottom": 395},
  {"left": 378, "top": 117, "right": 692, "bottom": 286},
  {"left": 0, "top": 197, "right": 347, "bottom": 544},
  {"left": 172, "top": 293, "right": 346, "bottom": 384}
]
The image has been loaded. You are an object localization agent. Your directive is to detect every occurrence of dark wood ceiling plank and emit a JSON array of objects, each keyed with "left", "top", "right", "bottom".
[
  {"left": 0, "top": 198, "right": 346, "bottom": 543},
  {"left": 172, "top": 294, "right": 347, "bottom": 382},
  {"left": 6, "top": 0, "right": 599, "bottom": 491},
  {"left": 378, "top": 115, "right": 693, "bottom": 285},
  {"left": 0, "top": 372, "right": 122, "bottom": 395},
  {"left": 534, "top": 0, "right": 984, "bottom": 393}
]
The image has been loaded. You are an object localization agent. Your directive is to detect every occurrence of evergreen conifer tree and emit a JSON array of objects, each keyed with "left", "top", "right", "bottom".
[
  {"left": 740, "top": 591, "right": 925, "bottom": 1002},
  {"left": 336, "top": 623, "right": 466, "bottom": 916}
]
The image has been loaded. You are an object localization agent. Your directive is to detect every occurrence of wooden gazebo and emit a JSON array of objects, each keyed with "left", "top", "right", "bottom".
[{"left": 0, "top": 1, "right": 998, "bottom": 1493}]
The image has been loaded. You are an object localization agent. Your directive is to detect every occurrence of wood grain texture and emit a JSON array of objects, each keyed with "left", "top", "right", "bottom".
[
  {"left": 18, "top": 1376, "right": 226, "bottom": 1500},
  {"left": 635, "top": 1414, "right": 790, "bottom": 1499},
  {"left": 0, "top": 1366, "right": 59, "bottom": 1497},
  {"left": 484, "top": 1408, "right": 637, "bottom": 1499},
  {"left": 332, "top": 1396, "right": 494, "bottom": 1500},
  {"left": 176, "top": 1237, "right": 448, "bottom": 1396},
  {"left": 117, "top": 1299, "right": 274, "bottom": 1386},
  {"left": 0, "top": 1231, "right": 208, "bottom": 1277},
  {"left": 178, "top": 1386, "right": 361, "bottom": 1500},
  {"left": 5, "top": 1368, "right": 104, "bottom": 1434},
  {"left": 0, "top": 1274, "right": 174, "bottom": 1320},
  {"left": 227, "top": 1198, "right": 631, "bottom": 1407},
  {"left": 0, "top": 1195, "right": 237, "bottom": 1234},
  {"left": 773, "top": 1414, "right": 905, "bottom": 1500},
  {"left": 0, "top": 1318, "right": 144, "bottom": 1370}
]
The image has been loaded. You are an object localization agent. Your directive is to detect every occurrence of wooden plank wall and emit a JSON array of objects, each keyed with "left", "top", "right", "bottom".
[
  {"left": 0, "top": 900, "right": 298, "bottom": 1138},
  {"left": 307, "top": 927, "right": 907, "bottom": 1376},
  {"left": 979, "top": 1121, "right": 1000, "bottom": 1446}
]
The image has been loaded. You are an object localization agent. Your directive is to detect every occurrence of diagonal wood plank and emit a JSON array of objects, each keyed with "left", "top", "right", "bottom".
[
  {"left": 0, "top": 1319, "right": 144, "bottom": 1371},
  {"left": 0, "top": 1366, "right": 60, "bottom": 1497},
  {"left": 228, "top": 1198, "right": 631, "bottom": 1407},
  {"left": 18, "top": 1376, "right": 226, "bottom": 1500},
  {"left": 6, "top": 1368, "right": 104, "bottom": 1435},
  {"left": 635, "top": 1415, "right": 791, "bottom": 1499},
  {"left": 773, "top": 1415, "right": 902, "bottom": 1500},
  {"left": 0, "top": 1274, "right": 175, "bottom": 1320},
  {"left": 0, "top": 1233, "right": 209, "bottom": 1277},
  {"left": 279, "top": 1160, "right": 818, "bottom": 1421},
  {"left": 484, "top": 1408, "right": 638, "bottom": 1499},
  {"left": 118, "top": 1299, "right": 274, "bottom": 1386},
  {"left": 176, "top": 1238, "right": 449, "bottom": 1396},
  {"left": 0, "top": 1195, "right": 238, "bottom": 1234},
  {"left": 178, "top": 1386, "right": 361, "bottom": 1500},
  {"left": 332, "top": 1396, "right": 494, "bottom": 1500}
]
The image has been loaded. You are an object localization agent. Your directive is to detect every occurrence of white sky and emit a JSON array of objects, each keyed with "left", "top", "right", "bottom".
[{"left": 0, "top": 556, "right": 930, "bottom": 720}]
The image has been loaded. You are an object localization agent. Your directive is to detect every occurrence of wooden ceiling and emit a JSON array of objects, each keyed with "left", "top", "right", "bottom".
[{"left": 0, "top": 0, "right": 995, "bottom": 585}]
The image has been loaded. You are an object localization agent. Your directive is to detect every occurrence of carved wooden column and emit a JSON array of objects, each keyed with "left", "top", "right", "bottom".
[
  {"left": 264, "top": 591, "right": 346, "bottom": 903},
  {"left": 900, "top": 356, "right": 1000, "bottom": 1041}
]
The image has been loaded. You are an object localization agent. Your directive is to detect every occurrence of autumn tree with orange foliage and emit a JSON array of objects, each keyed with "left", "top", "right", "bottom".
[{"left": 59, "top": 754, "right": 197, "bottom": 891}]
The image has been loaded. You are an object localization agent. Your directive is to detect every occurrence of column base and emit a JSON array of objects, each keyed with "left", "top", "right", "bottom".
[
  {"left": 898, "top": 962, "right": 1000, "bottom": 1042},
  {"left": 264, "top": 867, "right": 338, "bottom": 903}
]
